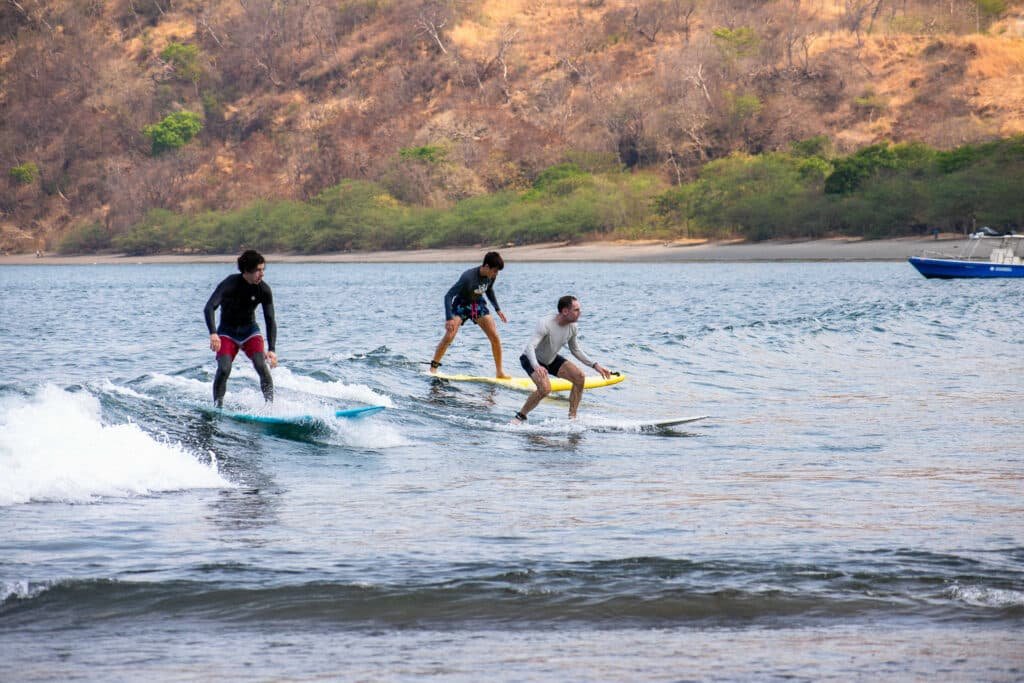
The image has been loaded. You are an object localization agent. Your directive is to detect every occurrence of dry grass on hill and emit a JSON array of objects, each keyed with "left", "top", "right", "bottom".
[{"left": 1, "top": 0, "right": 1023, "bottom": 251}]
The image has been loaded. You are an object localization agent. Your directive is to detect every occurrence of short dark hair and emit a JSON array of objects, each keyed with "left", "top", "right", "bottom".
[
  {"left": 482, "top": 251, "right": 504, "bottom": 270},
  {"left": 557, "top": 295, "right": 577, "bottom": 312},
  {"left": 237, "top": 250, "right": 265, "bottom": 273}
]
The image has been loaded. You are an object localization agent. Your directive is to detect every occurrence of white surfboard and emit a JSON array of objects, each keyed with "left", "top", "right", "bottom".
[
  {"left": 643, "top": 415, "right": 708, "bottom": 428},
  {"left": 593, "top": 415, "right": 708, "bottom": 431},
  {"left": 509, "top": 415, "right": 708, "bottom": 432}
]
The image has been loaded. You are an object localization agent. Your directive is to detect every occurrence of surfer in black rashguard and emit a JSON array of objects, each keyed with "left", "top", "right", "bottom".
[
  {"left": 204, "top": 250, "right": 278, "bottom": 407},
  {"left": 429, "top": 251, "right": 511, "bottom": 378}
]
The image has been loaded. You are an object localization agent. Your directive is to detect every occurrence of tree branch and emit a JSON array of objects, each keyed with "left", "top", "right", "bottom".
[{"left": 416, "top": 13, "right": 449, "bottom": 54}]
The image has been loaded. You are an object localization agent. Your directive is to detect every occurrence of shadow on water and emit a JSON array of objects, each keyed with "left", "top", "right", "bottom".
[
  {"left": 525, "top": 432, "right": 584, "bottom": 451},
  {"left": 205, "top": 486, "right": 281, "bottom": 537},
  {"left": 207, "top": 415, "right": 334, "bottom": 444},
  {"left": 424, "top": 375, "right": 501, "bottom": 408}
]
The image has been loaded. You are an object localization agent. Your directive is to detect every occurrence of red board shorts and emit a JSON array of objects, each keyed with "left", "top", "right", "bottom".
[{"left": 217, "top": 334, "right": 265, "bottom": 360}]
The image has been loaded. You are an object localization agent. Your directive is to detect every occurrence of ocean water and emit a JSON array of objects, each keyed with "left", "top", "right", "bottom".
[{"left": 1, "top": 261, "right": 1021, "bottom": 681}]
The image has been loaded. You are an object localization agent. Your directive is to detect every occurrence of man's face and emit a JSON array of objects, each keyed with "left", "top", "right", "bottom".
[
  {"left": 481, "top": 264, "right": 499, "bottom": 279},
  {"left": 560, "top": 299, "right": 581, "bottom": 323},
  {"left": 243, "top": 263, "right": 266, "bottom": 285}
]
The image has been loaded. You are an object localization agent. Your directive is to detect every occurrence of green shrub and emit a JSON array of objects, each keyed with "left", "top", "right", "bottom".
[
  {"left": 824, "top": 141, "right": 936, "bottom": 194},
  {"left": 528, "top": 163, "right": 592, "bottom": 196},
  {"left": 90, "top": 138, "right": 1024, "bottom": 255},
  {"left": 853, "top": 89, "right": 888, "bottom": 118},
  {"left": 160, "top": 42, "right": 203, "bottom": 84},
  {"left": 727, "top": 92, "right": 762, "bottom": 124},
  {"left": 113, "top": 209, "right": 186, "bottom": 255},
  {"left": 58, "top": 222, "right": 112, "bottom": 254},
  {"left": 143, "top": 111, "right": 203, "bottom": 155},
  {"left": 399, "top": 145, "right": 447, "bottom": 163},
  {"left": 790, "top": 135, "right": 832, "bottom": 158},
  {"left": 9, "top": 162, "right": 38, "bottom": 185},
  {"left": 976, "top": 0, "right": 1007, "bottom": 18},
  {"left": 712, "top": 26, "right": 760, "bottom": 59}
]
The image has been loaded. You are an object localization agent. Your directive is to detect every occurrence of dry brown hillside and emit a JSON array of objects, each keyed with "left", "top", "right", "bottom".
[{"left": 2, "top": 0, "right": 1023, "bottom": 252}]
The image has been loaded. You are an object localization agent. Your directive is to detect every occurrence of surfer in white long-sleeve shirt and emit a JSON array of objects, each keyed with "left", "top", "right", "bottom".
[{"left": 512, "top": 295, "right": 612, "bottom": 424}]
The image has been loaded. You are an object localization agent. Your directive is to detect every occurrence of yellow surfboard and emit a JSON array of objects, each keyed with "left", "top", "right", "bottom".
[{"left": 432, "top": 371, "right": 625, "bottom": 393}]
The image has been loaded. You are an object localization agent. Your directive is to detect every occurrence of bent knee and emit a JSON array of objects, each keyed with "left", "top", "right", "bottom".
[{"left": 564, "top": 370, "right": 585, "bottom": 387}]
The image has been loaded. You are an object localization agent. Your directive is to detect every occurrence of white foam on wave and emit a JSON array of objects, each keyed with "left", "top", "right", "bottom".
[
  {"left": 272, "top": 366, "right": 393, "bottom": 407},
  {"left": 445, "top": 413, "right": 587, "bottom": 436},
  {"left": 454, "top": 412, "right": 697, "bottom": 435},
  {"left": 0, "top": 579, "right": 50, "bottom": 604},
  {"left": 147, "top": 365, "right": 393, "bottom": 408},
  {"left": 948, "top": 583, "right": 1024, "bottom": 609},
  {"left": 142, "top": 372, "right": 408, "bottom": 448},
  {"left": 96, "top": 379, "right": 151, "bottom": 401},
  {"left": 0, "top": 385, "right": 232, "bottom": 507},
  {"left": 325, "top": 417, "right": 412, "bottom": 449}
]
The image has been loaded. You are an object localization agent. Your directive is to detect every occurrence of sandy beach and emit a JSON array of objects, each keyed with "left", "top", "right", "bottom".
[{"left": 0, "top": 236, "right": 962, "bottom": 265}]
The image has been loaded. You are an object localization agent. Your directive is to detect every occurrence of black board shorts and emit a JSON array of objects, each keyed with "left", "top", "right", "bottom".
[{"left": 520, "top": 353, "right": 567, "bottom": 377}]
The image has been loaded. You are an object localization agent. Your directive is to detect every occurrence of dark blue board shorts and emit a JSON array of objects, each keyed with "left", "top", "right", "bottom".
[{"left": 452, "top": 297, "right": 491, "bottom": 324}]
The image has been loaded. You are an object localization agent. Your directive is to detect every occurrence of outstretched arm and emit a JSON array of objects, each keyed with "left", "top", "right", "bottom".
[
  {"left": 485, "top": 280, "right": 503, "bottom": 321},
  {"left": 567, "top": 328, "right": 610, "bottom": 378}
]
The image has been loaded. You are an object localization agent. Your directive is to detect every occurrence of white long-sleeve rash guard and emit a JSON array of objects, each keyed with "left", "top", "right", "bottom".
[{"left": 522, "top": 313, "right": 596, "bottom": 371}]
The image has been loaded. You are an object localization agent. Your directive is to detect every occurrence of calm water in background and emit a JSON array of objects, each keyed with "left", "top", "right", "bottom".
[{"left": 1, "top": 261, "right": 1022, "bottom": 681}]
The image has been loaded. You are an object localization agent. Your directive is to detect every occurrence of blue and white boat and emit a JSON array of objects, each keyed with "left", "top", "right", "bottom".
[{"left": 909, "top": 233, "right": 1024, "bottom": 278}]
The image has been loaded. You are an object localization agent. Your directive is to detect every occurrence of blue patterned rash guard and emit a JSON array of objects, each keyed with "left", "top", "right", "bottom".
[{"left": 443, "top": 266, "right": 501, "bottom": 321}]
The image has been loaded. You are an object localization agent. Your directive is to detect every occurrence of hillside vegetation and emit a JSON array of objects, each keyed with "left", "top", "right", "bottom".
[{"left": 2, "top": 0, "right": 1023, "bottom": 253}]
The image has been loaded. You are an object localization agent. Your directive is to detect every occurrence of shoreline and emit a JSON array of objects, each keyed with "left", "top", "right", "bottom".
[{"left": 0, "top": 236, "right": 960, "bottom": 265}]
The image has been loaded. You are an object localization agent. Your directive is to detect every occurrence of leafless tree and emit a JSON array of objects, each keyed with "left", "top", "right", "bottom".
[
  {"left": 470, "top": 23, "right": 519, "bottom": 101},
  {"left": 416, "top": 3, "right": 451, "bottom": 54},
  {"left": 843, "top": 0, "right": 885, "bottom": 45},
  {"left": 4, "top": 0, "right": 53, "bottom": 31},
  {"left": 633, "top": 1, "right": 664, "bottom": 43},
  {"left": 671, "top": 0, "right": 698, "bottom": 43}
]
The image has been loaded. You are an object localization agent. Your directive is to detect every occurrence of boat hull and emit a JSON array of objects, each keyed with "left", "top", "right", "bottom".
[{"left": 908, "top": 256, "right": 1024, "bottom": 279}]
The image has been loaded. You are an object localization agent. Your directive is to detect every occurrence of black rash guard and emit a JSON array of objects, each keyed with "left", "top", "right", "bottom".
[
  {"left": 443, "top": 267, "right": 501, "bottom": 320},
  {"left": 203, "top": 274, "right": 277, "bottom": 352}
]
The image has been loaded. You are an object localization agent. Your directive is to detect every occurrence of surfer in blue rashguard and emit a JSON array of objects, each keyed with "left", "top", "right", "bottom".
[
  {"left": 512, "top": 295, "right": 611, "bottom": 424},
  {"left": 204, "top": 250, "right": 278, "bottom": 407},
  {"left": 429, "top": 251, "right": 511, "bottom": 378}
]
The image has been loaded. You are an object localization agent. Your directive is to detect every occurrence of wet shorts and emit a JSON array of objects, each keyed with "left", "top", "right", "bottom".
[
  {"left": 452, "top": 297, "right": 491, "bottom": 324},
  {"left": 520, "top": 353, "right": 566, "bottom": 378},
  {"left": 216, "top": 325, "right": 265, "bottom": 359}
]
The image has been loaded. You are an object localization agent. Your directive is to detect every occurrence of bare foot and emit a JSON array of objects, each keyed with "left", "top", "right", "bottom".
[{"left": 496, "top": 372, "right": 511, "bottom": 379}]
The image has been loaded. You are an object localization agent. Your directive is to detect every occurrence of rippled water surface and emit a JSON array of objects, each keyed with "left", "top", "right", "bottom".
[{"left": 1, "top": 262, "right": 1022, "bottom": 681}]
